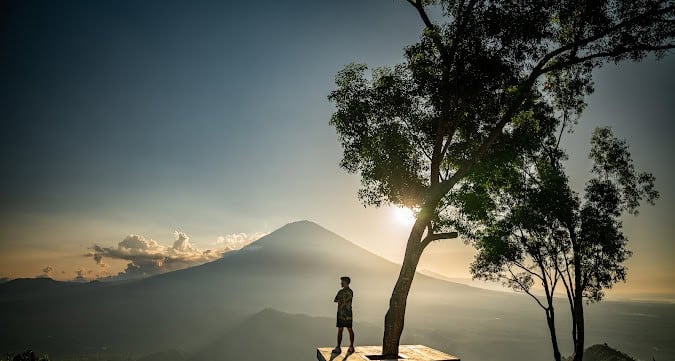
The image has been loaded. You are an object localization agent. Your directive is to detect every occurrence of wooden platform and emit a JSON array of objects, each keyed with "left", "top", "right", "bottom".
[{"left": 317, "top": 345, "right": 460, "bottom": 361}]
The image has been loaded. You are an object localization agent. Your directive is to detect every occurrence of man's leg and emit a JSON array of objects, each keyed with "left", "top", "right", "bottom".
[
  {"left": 347, "top": 327, "right": 355, "bottom": 351},
  {"left": 337, "top": 327, "right": 344, "bottom": 346}
]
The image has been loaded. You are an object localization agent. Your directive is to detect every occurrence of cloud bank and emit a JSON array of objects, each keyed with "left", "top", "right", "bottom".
[{"left": 90, "top": 231, "right": 265, "bottom": 280}]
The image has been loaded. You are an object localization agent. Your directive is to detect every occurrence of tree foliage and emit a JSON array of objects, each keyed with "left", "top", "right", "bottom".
[{"left": 459, "top": 125, "right": 659, "bottom": 299}]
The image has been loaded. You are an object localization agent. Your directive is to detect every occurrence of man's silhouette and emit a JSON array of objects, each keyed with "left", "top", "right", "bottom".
[{"left": 332, "top": 276, "right": 355, "bottom": 354}]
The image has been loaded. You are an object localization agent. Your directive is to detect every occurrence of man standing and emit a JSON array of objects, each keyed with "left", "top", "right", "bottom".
[{"left": 333, "top": 276, "right": 355, "bottom": 354}]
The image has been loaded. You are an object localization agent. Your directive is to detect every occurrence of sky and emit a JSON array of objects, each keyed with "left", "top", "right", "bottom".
[{"left": 0, "top": 0, "right": 673, "bottom": 301}]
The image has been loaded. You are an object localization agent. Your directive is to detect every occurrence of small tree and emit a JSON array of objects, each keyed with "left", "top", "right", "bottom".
[
  {"left": 452, "top": 126, "right": 658, "bottom": 361},
  {"left": 452, "top": 154, "right": 574, "bottom": 361},
  {"left": 328, "top": 0, "right": 673, "bottom": 357}
]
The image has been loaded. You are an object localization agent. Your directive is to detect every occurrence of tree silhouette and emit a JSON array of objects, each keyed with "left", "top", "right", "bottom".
[
  {"left": 328, "top": 0, "right": 673, "bottom": 357},
  {"left": 453, "top": 126, "right": 658, "bottom": 361}
]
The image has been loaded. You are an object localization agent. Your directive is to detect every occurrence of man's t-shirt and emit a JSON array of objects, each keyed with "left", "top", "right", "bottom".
[
  {"left": 334, "top": 287, "right": 353, "bottom": 312},
  {"left": 334, "top": 287, "right": 353, "bottom": 327}
]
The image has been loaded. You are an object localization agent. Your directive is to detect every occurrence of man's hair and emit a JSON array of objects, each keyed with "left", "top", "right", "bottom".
[{"left": 340, "top": 276, "right": 351, "bottom": 284}]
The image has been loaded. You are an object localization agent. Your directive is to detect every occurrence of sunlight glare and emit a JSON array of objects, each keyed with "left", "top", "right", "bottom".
[{"left": 391, "top": 206, "right": 416, "bottom": 226}]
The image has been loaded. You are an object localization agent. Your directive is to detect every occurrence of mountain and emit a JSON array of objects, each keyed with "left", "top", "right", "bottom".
[{"left": 139, "top": 220, "right": 495, "bottom": 318}]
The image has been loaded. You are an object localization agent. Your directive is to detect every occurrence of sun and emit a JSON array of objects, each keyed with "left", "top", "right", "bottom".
[{"left": 391, "top": 206, "right": 416, "bottom": 226}]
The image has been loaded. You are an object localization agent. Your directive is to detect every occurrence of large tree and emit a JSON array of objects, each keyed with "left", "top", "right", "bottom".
[
  {"left": 328, "top": 0, "right": 673, "bottom": 357},
  {"left": 454, "top": 125, "right": 658, "bottom": 361}
]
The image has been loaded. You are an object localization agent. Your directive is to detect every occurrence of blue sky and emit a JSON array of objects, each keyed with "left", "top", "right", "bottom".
[{"left": 1, "top": 0, "right": 673, "bottom": 300}]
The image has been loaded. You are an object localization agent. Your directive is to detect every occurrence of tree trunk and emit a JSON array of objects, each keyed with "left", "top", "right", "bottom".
[
  {"left": 572, "top": 253, "right": 585, "bottom": 361},
  {"left": 538, "top": 259, "right": 561, "bottom": 361},
  {"left": 381, "top": 219, "right": 427, "bottom": 357},
  {"left": 572, "top": 294, "right": 585, "bottom": 361},
  {"left": 545, "top": 307, "right": 562, "bottom": 361}
]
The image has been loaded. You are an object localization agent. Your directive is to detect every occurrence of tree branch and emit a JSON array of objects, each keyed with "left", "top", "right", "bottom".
[
  {"left": 541, "top": 43, "right": 675, "bottom": 74},
  {"left": 537, "top": 260, "right": 555, "bottom": 305},
  {"left": 551, "top": 265, "right": 560, "bottom": 291},
  {"left": 400, "top": 116, "right": 434, "bottom": 162},
  {"left": 507, "top": 267, "right": 548, "bottom": 310},
  {"left": 405, "top": 0, "right": 452, "bottom": 66},
  {"left": 512, "top": 259, "right": 545, "bottom": 283},
  {"left": 531, "top": 4, "right": 675, "bottom": 78},
  {"left": 421, "top": 231, "right": 459, "bottom": 248}
]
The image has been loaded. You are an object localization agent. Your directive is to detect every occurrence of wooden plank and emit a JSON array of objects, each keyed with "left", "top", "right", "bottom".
[
  {"left": 317, "top": 345, "right": 460, "bottom": 361},
  {"left": 401, "top": 345, "right": 460, "bottom": 361}
]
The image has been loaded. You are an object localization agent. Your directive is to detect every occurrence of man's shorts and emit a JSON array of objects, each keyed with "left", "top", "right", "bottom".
[{"left": 336, "top": 308, "right": 353, "bottom": 328}]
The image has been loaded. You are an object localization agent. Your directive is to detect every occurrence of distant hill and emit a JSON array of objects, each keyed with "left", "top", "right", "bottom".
[
  {"left": 192, "top": 308, "right": 383, "bottom": 361},
  {"left": 564, "top": 344, "right": 636, "bottom": 361},
  {"left": 0, "top": 277, "right": 72, "bottom": 299}
]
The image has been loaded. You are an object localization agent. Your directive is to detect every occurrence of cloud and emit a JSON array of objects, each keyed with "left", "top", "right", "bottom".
[
  {"left": 93, "top": 253, "right": 105, "bottom": 267},
  {"left": 90, "top": 231, "right": 265, "bottom": 281},
  {"left": 38, "top": 266, "right": 54, "bottom": 278},
  {"left": 173, "top": 231, "right": 197, "bottom": 252},
  {"left": 216, "top": 232, "right": 267, "bottom": 250}
]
